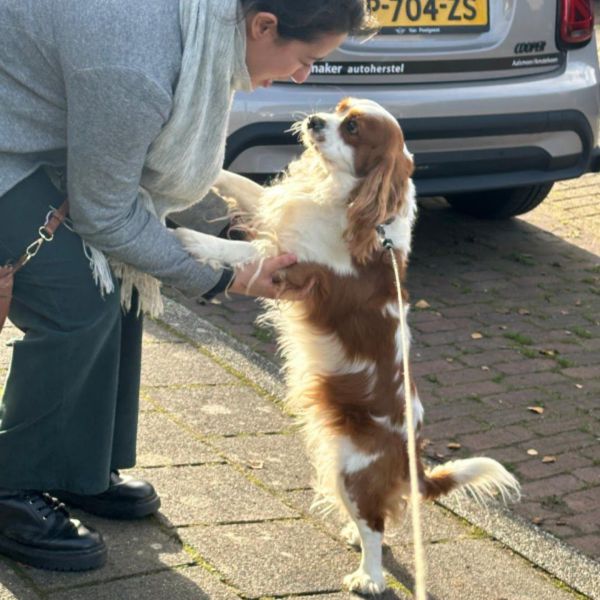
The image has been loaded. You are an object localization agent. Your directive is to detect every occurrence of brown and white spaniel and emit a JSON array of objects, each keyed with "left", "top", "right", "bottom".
[{"left": 176, "top": 97, "right": 520, "bottom": 595}]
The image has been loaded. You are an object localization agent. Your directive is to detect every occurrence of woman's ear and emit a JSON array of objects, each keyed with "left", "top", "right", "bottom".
[
  {"left": 344, "top": 149, "right": 413, "bottom": 264},
  {"left": 247, "top": 11, "right": 279, "bottom": 42}
]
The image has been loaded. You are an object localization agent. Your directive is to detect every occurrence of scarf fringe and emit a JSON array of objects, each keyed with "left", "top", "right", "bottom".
[
  {"left": 111, "top": 261, "right": 164, "bottom": 318},
  {"left": 82, "top": 242, "right": 115, "bottom": 297},
  {"left": 82, "top": 242, "right": 163, "bottom": 318}
]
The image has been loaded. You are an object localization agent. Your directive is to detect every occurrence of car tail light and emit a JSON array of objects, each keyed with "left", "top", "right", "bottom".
[{"left": 558, "top": 0, "right": 594, "bottom": 48}]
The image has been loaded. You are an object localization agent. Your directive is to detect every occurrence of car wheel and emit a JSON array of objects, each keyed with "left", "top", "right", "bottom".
[{"left": 445, "top": 183, "right": 554, "bottom": 219}]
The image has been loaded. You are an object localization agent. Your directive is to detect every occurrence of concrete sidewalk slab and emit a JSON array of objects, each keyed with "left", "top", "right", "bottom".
[
  {"left": 146, "top": 385, "right": 291, "bottom": 436},
  {"left": 141, "top": 464, "right": 298, "bottom": 527}
]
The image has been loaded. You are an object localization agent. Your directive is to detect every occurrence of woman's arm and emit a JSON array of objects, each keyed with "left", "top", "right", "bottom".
[{"left": 64, "top": 65, "right": 227, "bottom": 297}]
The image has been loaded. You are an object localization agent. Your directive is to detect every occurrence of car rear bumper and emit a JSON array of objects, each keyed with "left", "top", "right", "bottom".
[
  {"left": 226, "top": 110, "right": 600, "bottom": 195},
  {"left": 226, "top": 47, "right": 600, "bottom": 195}
]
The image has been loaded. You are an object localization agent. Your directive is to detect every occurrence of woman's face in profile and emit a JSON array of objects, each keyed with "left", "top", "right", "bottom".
[{"left": 244, "top": 12, "right": 346, "bottom": 89}]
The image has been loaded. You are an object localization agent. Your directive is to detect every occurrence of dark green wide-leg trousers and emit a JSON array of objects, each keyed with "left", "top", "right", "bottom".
[{"left": 0, "top": 169, "right": 142, "bottom": 494}]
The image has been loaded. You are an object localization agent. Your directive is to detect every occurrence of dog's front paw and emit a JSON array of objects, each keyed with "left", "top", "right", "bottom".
[
  {"left": 341, "top": 522, "right": 361, "bottom": 547},
  {"left": 174, "top": 227, "right": 259, "bottom": 268},
  {"left": 343, "top": 569, "right": 386, "bottom": 596}
]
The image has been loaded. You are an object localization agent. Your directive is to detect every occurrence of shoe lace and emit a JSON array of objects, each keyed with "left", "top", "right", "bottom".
[{"left": 24, "top": 492, "right": 69, "bottom": 520}]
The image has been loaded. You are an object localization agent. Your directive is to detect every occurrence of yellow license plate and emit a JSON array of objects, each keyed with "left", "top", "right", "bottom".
[{"left": 368, "top": 0, "right": 489, "bottom": 34}]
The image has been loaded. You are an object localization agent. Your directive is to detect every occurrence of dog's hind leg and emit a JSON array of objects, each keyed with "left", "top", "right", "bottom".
[
  {"left": 341, "top": 509, "right": 386, "bottom": 595},
  {"left": 338, "top": 469, "right": 388, "bottom": 595}
]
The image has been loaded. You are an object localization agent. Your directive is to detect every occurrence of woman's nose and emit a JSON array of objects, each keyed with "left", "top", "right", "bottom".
[{"left": 290, "top": 65, "right": 312, "bottom": 84}]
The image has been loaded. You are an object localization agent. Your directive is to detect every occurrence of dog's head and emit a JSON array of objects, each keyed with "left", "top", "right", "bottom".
[{"left": 299, "top": 97, "right": 414, "bottom": 263}]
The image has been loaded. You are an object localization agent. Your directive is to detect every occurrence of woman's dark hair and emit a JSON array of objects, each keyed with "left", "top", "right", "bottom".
[{"left": 240, "top": 0, "right": 378, "bottom": 42}]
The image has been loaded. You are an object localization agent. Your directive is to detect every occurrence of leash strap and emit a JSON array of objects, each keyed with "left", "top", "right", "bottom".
[
  {"left": 0, "top": 200, "right": 70, "bottom": 333},
  {"left": 389, "top": 248, "right": 427, "bottom": 600},
  {"left": 378, "top": 224, "right": 427, "bottom": 600}
]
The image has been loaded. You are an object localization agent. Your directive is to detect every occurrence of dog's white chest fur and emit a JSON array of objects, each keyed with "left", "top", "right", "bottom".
[{"left": 255, "top": 197, "right": 356, "bottom": 276}]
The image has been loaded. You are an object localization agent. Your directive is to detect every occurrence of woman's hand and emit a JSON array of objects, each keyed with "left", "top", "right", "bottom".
[{"left": 228, "top": 254, "right": 315, "bottom": 300}]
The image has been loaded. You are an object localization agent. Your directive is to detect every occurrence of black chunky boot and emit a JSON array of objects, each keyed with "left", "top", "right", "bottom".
[
  {"left": 52, "top": 471, "right": 160, "bottom": 520},
  {"left": 0, "top": 491, "right": 107, "bottom": 571}
]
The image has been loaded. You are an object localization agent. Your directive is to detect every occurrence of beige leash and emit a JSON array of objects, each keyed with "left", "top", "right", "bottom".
[{"left": 378, "top": 227, "right": 427, "bottom": 600}]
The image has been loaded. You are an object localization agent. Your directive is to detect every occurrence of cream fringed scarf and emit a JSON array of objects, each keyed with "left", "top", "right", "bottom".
[{"left": 89, "top": 0, "right": 252, "bottom": 316}]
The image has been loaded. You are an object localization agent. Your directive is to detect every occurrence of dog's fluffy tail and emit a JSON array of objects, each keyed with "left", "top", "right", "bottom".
[{"left": 422, "top": 457, "right": 520, "bottom": 505}]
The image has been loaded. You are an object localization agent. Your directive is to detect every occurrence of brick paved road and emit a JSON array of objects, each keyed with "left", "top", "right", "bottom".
[{"left": 170, "top": 174, "right": 600, "bottom": 564}]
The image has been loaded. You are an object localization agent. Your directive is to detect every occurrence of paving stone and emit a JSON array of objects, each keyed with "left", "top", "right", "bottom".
[
  {"left": 0, "top": 560, "right": 39, "bottom": 600},
  {"left": 573, "top": 466, "right": 600, "bottom": 485},
  {"left": 142, "top": 319, "right": 186, "bottom": 344},
  {"left": 147, "top": 384, "right": 291, "bottom": 436},
  {"left": 435, "top": 366, "right": 502, "bottom": 386},
  {"left": 527, "top": 418, "right": 588, "bottom": 437},
  {"left": 211, "top": 432, "right": 313, "bottom": 491},
  {"left": 420, "top": 416, "right": 483, "bottom": 442},
  {"left": 563, "top": 509, "right": 600, "bottom": 534},
  {"left": 179, "top": 520, "right": 358, "bottom": 597},
  {"left": 517, "top": 501, "right": 564, "bottom": 523},
  {"left": 568, "top": 535, "right": 600, "bottom": 560},
  {"left": 134, "top": 465, "right": 297, "bottom": 527},
  {"left": 564, "top": 487, "right": 600, "bottom": 513},
  {"left": 413, "top": 317, "right": 475, "bottom": 334},
  {"left": 495, "top": 358, "right": 556, "bottom": 375},
  {"left": 136, "top": 411, "right": 219, "bottom": 468},
  {"left": 386, "top": 538, "right": 576, "bottom": 600},
  {"left": 24, "top": 517, "right": 189, "bottom": 591},
  {"left": 436, "top": 380, "right": 506, "bottom": 401},
  {"left": 141, "top": 344, "right": 236, "bottom": 386},
  {"left": 515, "top": 453, "right": 591, "bottom": 480},
  {"left": 522, "top": 474, "right": 586, "bottom": 499},
  {"left": 424, "top": 397, "right": 488, "bottom": 421},
  {"left": 411, "top": 359, "right": 464, "bottom": 376},
  {"left": 413, "top": 344, "right": 463, "bottom": 362},
  {"left": 500, "top": 371, "right": 570, "bottom": 389},
  {"left": 476, "top": 408, "right": 533, "bottom": 428},
  {"left": 543, "top": 521, "right": 579, "bottom": 538},
  {"left": 48, "top": 566, "right": 240, "bottom": 600},
  {"left": 459, "top": 424, "right": 535, "bottom": 451},
  {"left": 524, "top": 431, "right": 597, "bottom": 455},
  {"left": 563, "top": 365, "right": 600, "bottom": 379}
]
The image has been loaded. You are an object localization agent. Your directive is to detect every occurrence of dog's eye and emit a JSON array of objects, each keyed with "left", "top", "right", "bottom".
[{"left": 346, "top": 119, "right": 359, "bottom": 135}]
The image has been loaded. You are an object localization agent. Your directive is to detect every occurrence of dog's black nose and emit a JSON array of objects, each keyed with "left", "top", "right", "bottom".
[{"left": 307, "top": 115, "right": 326, "bottom": 132}]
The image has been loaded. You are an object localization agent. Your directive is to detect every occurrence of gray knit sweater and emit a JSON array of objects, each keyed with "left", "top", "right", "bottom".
[{"left": 0, "top": 0, "right": 240, "bottom": 297}]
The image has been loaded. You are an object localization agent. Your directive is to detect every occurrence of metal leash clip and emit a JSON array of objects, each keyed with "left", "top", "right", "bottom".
[
  {"left": 376, "top": 224, "right": 394, "bottom": 250},
  {"left": 22, "top": 208, "right": 62, "bottom": 265},
  {"left": 24, "top": 238, "right": 45, "bottom": 264}
]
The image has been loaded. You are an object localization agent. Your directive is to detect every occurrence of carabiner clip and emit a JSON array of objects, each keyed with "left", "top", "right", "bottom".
[{"left": 24, "top": 238, "right": 44, "bottom": 262}]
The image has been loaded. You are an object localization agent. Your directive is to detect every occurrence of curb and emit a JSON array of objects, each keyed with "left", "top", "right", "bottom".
[{"left": 158, "top": 295, "right": 600, "bottom": 599}]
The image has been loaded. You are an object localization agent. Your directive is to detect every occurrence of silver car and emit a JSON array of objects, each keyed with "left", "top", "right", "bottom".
[{"left": 226, "top": 0, "right": 600, "bottom": 218}]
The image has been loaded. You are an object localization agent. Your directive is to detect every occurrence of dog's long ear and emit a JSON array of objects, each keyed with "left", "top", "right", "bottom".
[{"left": 344, "top": 146, "right": 414, "bottom": 264}]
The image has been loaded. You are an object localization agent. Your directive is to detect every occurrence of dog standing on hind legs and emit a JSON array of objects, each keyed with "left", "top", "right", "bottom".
[{"left": 176, "top": 97, "right": 521, "bottom": 595}]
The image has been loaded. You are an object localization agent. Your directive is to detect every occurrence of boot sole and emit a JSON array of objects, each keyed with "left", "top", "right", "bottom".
[
  {"left": 0, "top": 534, "right": 107, "bottom": 572},
  {"left": 59, "top": 492, "right": 161, "bottom": 520}
]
